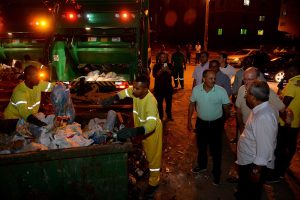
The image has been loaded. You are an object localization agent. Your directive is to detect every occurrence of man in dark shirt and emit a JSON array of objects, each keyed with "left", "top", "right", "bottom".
[
  {"left": 171, "top": 45, "right": 186, "bottom": 89},
  {"left": 152, "top": 52, "right": 174, "bottom": 121},
  {"left": 209, "top": 60, "right": 232, "bottom": 96}
]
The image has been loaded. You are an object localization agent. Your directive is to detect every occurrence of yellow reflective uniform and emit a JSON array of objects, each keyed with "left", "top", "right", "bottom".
[
  {"left": 118, "top": 88, "right": 163, "bottom": 186},
  {"left": 279, "top": 75, "right": 300, "bottom": 128},
  {"left": 4, "top": 81, "right": 53, "bottom": 120}
]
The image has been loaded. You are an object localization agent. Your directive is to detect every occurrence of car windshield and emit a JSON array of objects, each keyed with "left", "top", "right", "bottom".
[{"left": 234, "top": 50, "right": 250, "bottom": 55}]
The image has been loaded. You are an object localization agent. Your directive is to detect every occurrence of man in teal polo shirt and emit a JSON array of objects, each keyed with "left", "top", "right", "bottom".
[{"left": 187, "top": 69, "right": 231, "bottom": 185}]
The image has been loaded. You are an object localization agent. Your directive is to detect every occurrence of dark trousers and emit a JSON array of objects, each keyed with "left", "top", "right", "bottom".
[
  {"left": 236, "top": 164, "right": 267, "bottom": 200},
  {"left": 274, "top": 125, "right": 299, "bottom": 177},
  {"left": 155, "top": 92, "right": 172, "bottom": 120},
  {"left": 173, "top": 68, "right": 184, "bottom": 88},
  {"left": 196, "top": 53, "right": 201, "bottom": 64},
  {"left": 195, "top": 117, "right": 223, "bottom": 180},
  {"left": 186, "top": 53, "right": 191, "bottom": 64}
]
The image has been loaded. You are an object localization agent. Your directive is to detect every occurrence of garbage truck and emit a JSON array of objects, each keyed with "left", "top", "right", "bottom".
[{"left": 0, "top": 0, "right": 150, "bottom": 102}]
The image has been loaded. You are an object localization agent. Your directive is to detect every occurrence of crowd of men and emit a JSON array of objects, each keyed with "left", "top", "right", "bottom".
[{"left": 151, "top": 43, "right": 299, "bottom": 199}]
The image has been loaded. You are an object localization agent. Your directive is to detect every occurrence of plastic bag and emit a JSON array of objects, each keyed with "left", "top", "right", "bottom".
[
  {"left": 104, "top": 110, "right": 117, "bottom": 132},
  {"left": 50, "top": 84, "right": 75, "bottom": 123}
]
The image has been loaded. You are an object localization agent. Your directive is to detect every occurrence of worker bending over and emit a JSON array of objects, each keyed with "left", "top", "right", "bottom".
[
  {"left": 1, "top": 65, "right": 53, "bottom": 133},
  {"left": 102, "top": 75, "right": 162, "bottom": 198}
]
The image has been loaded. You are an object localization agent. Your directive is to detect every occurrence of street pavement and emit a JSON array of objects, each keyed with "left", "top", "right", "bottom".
[{"left": 148, "top": 56, "right": 299, "bottom": 200}]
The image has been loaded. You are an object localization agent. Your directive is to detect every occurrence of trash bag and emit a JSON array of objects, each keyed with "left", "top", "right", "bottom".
[
  {"left": 104, "top": 110, "right": 117, "bottom": 132},
  {"left": 50, "top": 84, "right": 75, "bottom": 123}
]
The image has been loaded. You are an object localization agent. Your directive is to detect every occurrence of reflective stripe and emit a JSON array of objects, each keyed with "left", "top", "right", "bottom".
[
  {"left": 146, "top": 116, "right": 157, "bottom": 120},
  {"left": 133, "top": 110, "right": 138, "bottom": 115},
  {"left": 149, "top": 168, "right": 160, "bottom": 172},
  {"left": 139, "top": 118, "right": 146, "bottom": 122},
  {"left": 45, "top": 83, "right": 51, "bottom": 92},
  {"left": 27, "top": 101, "right": 40, "bottom": 110},
  {"left": 125, "top": 89, "right": 130, "bottom": 97},
  {"left": 11, "top": 100, "right": 40, "bottom": 110},
  {"left": 11, "top": 100, "right": 27, "bottom": 106},
  {"left": 179, "top": 78, "right": 184, "bottom": 80},
  {"left": 174, "top": 78, "right": 179, "bottom": 80},
  {"left": 133, "top": 111, "right": 157, "bottom": 122}
]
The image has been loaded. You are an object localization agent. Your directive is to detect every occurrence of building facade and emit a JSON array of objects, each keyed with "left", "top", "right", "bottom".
[
  {"left": 208, "top": 0, "right": 281, "bottom": 49},
  {"left": 150, "top": 0, "right": 283, "bottom": 49}
]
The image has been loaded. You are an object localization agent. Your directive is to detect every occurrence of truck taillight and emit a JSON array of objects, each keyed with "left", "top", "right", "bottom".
[
  {"left": 63, "top": 11, "right": 80, "bottom": 21},
  {"left": 31, "top": 18, "right": 50, "bottom": 31},
  {"left": 115, "top": 81, "right": 129, "bottom": 89},
  {"left": 121, "top": 12, "right": 129, "bottom": 19},
  {"left": 115, "top": 11, "right": 135, "bottom": 21}
]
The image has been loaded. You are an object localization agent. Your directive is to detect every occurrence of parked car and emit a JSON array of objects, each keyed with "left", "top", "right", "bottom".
[
  {"left": 227, "top": 49, "right": 259, "bottom": 67},
  {"left": 262, "top": 53, "right": 300, "bottom": 83}
]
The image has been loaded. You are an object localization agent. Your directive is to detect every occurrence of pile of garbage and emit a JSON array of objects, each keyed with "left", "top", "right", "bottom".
[
  {"left": 0, "top": 84, "right": 126, "bottom": 154},
  {"left": 0, "top": 63, "right": 22, "bottom": 81},
  {"left": 75, "top": 71, "right": 127, "bottom": 82},
  {"left": 0, "top": 110, "right": 125, "bottom": 154}
]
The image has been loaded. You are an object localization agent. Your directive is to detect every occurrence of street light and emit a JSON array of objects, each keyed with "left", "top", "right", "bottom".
[{"left": 204, "top": 0, "right": 209, "bottom": 51}]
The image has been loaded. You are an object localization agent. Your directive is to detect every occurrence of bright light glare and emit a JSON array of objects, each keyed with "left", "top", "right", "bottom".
[
  {"left": 122, "top": 13, "right": 128, "bottom": 18},
  {"left": 68, "top": 13, "right": 74, "bottom": 19},
  {"left": 39, "top": 72, "right": 45, "bottom": 79},
  {"left": 66, "top": 12, "right": 77, "bottom": 21},
  {"left": 32, "top": 18, "right": 49, "bottom": 31}
]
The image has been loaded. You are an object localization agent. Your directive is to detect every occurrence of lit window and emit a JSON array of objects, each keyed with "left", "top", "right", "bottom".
[
  {"left": 257, "top": 29, "right": 264, "bottom": 35},
  {"left": 259, "top": 16, "right": 265, "bottom": 22},
  {"left": 240, "top": 29, "right": 247, "bottom": 35},
  {"left": 217, "top": 28, "right": 223, "bottom": 35},
  {"left": 244, "top": 0, "right": 250, "bottom": 6}
]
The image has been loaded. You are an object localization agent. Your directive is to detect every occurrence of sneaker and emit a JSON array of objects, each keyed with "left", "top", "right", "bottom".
[{"left": 191, "top": 167, "right": 207, "bottom": 174}]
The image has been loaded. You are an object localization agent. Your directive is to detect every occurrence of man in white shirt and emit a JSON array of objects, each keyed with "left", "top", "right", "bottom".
[
  {"left": 218, "top": 52, "right": 236, "bottom": 82},
  {"left": 235, "top": 67, "right": 284, "bottom": 134},
  {"left": 195, "top": 42, "right": 201, "bottom": 64},
  {"left": 235, "top": 80, "right": 279, "bottom": 199},
  {"left": 192, "top": 51, "right": 209, "bottom": 87}
]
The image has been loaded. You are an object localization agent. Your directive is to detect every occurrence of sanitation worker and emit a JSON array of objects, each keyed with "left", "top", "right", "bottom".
[
  {"left": 102, "top": 75, "right": 162, "bottom": 198},
  {"left": 1, "top": 65, "right": 53, "bottom": 133}
]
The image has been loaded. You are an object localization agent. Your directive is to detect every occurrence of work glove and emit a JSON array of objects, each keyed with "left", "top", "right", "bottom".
[
  {"left": 27, "top": 114, "right": 48, "bottom": 127},
  {"left": 101, "top": 95, "right": 120, "bottom": 107},
  {"left": 117, "top": 127, "right": 145, "bottom": 141}
]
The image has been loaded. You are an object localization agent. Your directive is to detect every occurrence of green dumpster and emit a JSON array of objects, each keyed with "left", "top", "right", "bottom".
[{"left": 0, "top": 142, "right": 132, "bottom": 199}]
